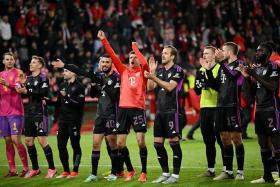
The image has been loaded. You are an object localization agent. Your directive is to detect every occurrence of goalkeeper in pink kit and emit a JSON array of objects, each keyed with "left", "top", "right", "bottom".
[{"left": 0, "top": 52, "right": 29, "bottom": 177}]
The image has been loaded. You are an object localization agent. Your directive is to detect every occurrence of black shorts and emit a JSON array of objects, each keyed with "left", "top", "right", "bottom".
[
  {"left": 24, "top": 116, "right": 49, "bottom": 137},
  {"left": 117, "top": 108, "right": 147, "bottom": 134},
  {"left": 93, "top": 117, "right": 117, "bottom": 135},
  {"left": 154, "top": 112, "right": 180, "bottom": 138},
  {"left": 215, "top": 107, "right": 242, "bottom": 132},
  {"left": 57, "top": 122, "right": 81, "bottom": 138},
  {"left": 255, "top": 110, "right": 280, "bottom": 135}
]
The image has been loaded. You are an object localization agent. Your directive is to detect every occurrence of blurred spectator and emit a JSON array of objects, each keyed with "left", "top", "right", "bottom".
[{"left": 0, "top": 15, "right": 12, "bottom": 41}]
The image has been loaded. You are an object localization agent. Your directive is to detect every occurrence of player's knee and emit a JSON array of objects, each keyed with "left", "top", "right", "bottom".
[
  {"left": 12, "top": 139, "right": 21, "bottom": 146},
  {"left": 117, "top": 142, "right": 125, "bottom": 149},
  {"left": 108, "top": 140, "right": 117, "bottom": 150},
  {"left": 220, "top": 136, "right": 231, "bottom": 146},
  {"left": 138, "top": 141, "right": 146, "bottom": 148},
  {"left": 232, "top": 137, "right": 243, "bottom": 146},
  {"left": 5, "top": 138, "right": 13, "bottom": 145},
  {"left": 38, "top": 140, "right": 48, "bottom": 148},
  {"left": 25, "top": 138, "right": 33, "bottom": 146},
  {"left": 92, "top": 142, "right": 101, "bottom": 151}
]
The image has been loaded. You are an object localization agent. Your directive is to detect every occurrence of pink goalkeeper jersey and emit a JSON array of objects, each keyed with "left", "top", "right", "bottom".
[{"left": 0, "top": 68, "right": 24, "bottom": 116}]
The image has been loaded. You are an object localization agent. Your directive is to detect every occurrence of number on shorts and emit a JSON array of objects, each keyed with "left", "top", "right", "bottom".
[
  {"left": 268, "top": 118, "right": 274, "bottom": 128},
  {"left": 169, "top": 121, "right": 174, "bottom": 130},
  {"left": 13, "top": 122, "right": 17, "bottom": 131},
  {"left": 133, "top": 115, "right": 144, "bottom": 125}
]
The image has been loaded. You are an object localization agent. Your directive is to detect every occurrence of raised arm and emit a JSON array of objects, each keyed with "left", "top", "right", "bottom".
[
  {"left": 97, "top": 30, "right": 126, "bottom": 74},
  {"left": 132, "top": 42, "right": 149, "bottom": 71}
]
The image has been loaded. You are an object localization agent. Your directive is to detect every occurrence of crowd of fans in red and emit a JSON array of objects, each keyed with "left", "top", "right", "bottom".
[{"left": 0, "top": 0, "right": 279, "bottom": 97}]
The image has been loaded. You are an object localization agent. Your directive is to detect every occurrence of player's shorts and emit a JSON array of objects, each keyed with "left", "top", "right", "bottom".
[
  {"left": 0, "top": 116, "right": 24, "bottom": 137},
  {"left": 57, "top": 122, "right": 81, "bottom": 138},
  {"left": 93, "top": 117, "right": 117, "bottom": 135},
  {"left": 215, "top": 107, "right": 242, "bottom": 132},
  {"left": 255, "top": 110, "right": 280, "bottom": 135},
  {"left": 117, "top": 108, "right": 147, "bottom": 134},
  {"left": 154, "top": 112, "right": 180, "bottom": 138},
  {"left": 24, "top": 116, "right": 49, "bottom": 137}
]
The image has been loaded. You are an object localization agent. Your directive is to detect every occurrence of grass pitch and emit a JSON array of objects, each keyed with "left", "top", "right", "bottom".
[{"left": 0, "top": 125, "right": 272, "bottom": 187}]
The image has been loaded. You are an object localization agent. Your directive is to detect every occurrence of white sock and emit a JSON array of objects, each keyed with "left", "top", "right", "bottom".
[
  {"left": 171, "top": 174, "right": 179, "bottom": 178},
  {"left": 226, "top": 170, "right": 233, "bottom": 175},
  {"left": 223, "top": 166, "right": 226, "bottom": 172},
  {"left": 163, "top": 172, "right": 170, "bottom": 177},
  {"left": 208, "top": 168, "right": 215, "bottom": 173},
  {"left": 237, "top": 170, "right": 244, "bottom": 175}
]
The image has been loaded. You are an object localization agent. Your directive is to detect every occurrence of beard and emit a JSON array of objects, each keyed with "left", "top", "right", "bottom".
[
  {"left": 255, "top": 53, "right": 268, "bottom": 64},
  {"left": 102, "top": 66, "right": 111, "bottom": 74}
]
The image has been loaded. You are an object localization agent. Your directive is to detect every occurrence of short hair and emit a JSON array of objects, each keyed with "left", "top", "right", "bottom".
[
  {"left": 259, "top": 42, "right": 273, "bottom": 57},
  {"left": 100, "top": 53, "right": 110, "bottom": 58},
  {"left": 3, "top": 52, "right": 15, "bottom": 59},
  {"left": 129, "top": 51, "right": 135, "bottom": 56},
  {"left": 264, "top": 41, "right": 276, "bottom": 52},
  {"left": 204, "top": 45, "right": 217, "bottom": 53},
  {"left": 164, "top": 45, "right": 178, "bottom": 63},
  {"left": 224, "top": 42, "right": 239, "bottom": 56},
  {"left": 32, "top": 55, "right": 45, "bottom": 67}
]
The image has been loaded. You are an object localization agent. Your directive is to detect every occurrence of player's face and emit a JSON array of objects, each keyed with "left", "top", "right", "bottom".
[
  {"left": 203, "top": 48, "right": 215, "bottom": 63},
  {"left": 100, "top": 57, "right": 112, "bottom": 73},
  {"left": 129, "top": 53, "right": 139, "bottom": 68},
  {"left": 255, "top": 45, "right": 269, "bottom": 65},
  {"left": 162, "top": 48, "right": 173, "bottom": 64},
  {"left": 2, "top": 55, "right": 15, "bottom": 70},
  {"left": 63, "top": 69, "right": 75, "bottom": 80},
  {"left": 221, "top": 45, "right": 230, "bottom": 60},
  {"left": 29, "top": 59, "right": 42, "bottom": 72}
]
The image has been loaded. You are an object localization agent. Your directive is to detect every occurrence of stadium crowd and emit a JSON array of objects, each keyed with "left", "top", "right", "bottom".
[{"left": 0, "top": 0, "right": 279, "bottom": 95}]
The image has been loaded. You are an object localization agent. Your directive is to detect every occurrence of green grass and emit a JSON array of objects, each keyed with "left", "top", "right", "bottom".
[{"left": 0, "top": 125, "right": 273, "bottom": 187}]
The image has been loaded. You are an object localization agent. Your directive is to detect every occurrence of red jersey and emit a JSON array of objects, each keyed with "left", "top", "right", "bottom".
[{"left": 101, "top": 38, "right": 149, "bottom": 109}]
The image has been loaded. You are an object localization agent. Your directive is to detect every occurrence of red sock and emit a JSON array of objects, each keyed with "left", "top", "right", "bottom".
[
  {"left": 6, "top": 143, "right": 16, "bottom": 172},
  {"left": 17, "top": 144, "right": 29, "bottom": 171}
]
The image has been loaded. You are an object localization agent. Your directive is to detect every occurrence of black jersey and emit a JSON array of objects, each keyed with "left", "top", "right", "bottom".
[
  {"left": 90, "top": 71, "right": 120, "bottom": 118},
  {"left": 207, "top": 60, "right": 244, "bottom": 108},
  {"left": 58, "top": 79, "right": 85, "bottom": 124},
  {"left": 253, "top": 62, "right": 279, "bottom": 111},
  {"left": 25, "top": 74, "right": 49, "bottom": 117},
  {"left": 155, "top": 64, "right": 185, "bottom": 113}
]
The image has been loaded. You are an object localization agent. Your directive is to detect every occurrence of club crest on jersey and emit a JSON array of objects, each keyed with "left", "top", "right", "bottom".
[
  {"left": 270, "top": 71, "right": 278, "bottom": 77},
  {"left": 107, "top": 79, "right": 112, "bottom": 85},
  {"left": 129, "top": 76, "right": 136, "bottom": 86},
  {"left": 173, "top": 73, "right": 180, "bottom": 78},
  {"left": 34, "top": 80, "right": 38, "bottom": 86},
  {"left": 168, "top": 73, "right": 172, "bottom": 78},
  {"left": 135, "top": 72, "right": 140, "bottom": 77},
  {"left": 42, "top": 82, "right": 48, "bottom": 88}
]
